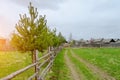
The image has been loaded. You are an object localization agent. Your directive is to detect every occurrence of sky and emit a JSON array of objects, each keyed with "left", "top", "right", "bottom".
[{"left": 0, "top": 0, "right": 120, "bottom": 40}]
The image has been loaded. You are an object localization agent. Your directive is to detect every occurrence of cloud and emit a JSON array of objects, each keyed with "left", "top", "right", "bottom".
[
  {"left": 42, "top": 0, "right": 120, "bottom": 40},
  {"left": 11, "top": 0, "right": 66, "bottom": 10},
  {"left": 91, "top": 0, "right": 120, "bottom": 15},
  {"left": 1, "top": 0, "right": 120, "bottom": 39},
  {"left": 0, "top": 16, "right": 14, "bottom": 37}
]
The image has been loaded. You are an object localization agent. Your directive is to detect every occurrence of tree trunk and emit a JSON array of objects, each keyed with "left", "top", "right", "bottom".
[
  {"left": 32, "top": 50, "right": 36, "bottom": 63},
  {"left": 31, "top": 50, "right": 39, "bottom": 80}
]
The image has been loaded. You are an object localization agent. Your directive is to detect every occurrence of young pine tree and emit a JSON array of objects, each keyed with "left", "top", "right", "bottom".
[{"left": 11, "top": 3, "right": 50, "bottom": 63}]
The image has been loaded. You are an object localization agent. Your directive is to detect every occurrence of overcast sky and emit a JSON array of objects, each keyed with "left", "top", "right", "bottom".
[{"left": 0, "top": 0, "right": 120, "bottom": 40}]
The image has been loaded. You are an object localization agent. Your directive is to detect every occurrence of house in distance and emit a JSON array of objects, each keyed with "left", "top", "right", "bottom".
[{"left": 0, "top": 36, "right": 6, "bottom": 50}]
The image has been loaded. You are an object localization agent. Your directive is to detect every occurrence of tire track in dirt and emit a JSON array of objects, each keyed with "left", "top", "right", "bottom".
[
  {"left": 70, "top": 50, "right": 116, "bottom": 80},
  {"left": 64, "top": 50, "right": 83, "bottom": 80}
]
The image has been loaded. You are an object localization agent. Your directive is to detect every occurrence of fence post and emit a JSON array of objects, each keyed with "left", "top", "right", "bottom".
[
  {"left": 36, "top": 50, "right": 39, "bottom": 80},
  {"left": 33, "top": 50, "right": 39, "bottom": 80}
]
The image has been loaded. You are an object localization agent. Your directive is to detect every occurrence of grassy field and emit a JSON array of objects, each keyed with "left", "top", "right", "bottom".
[
  {"left": 0, "top": 51, "right": 34, "bottom": 80},
  {"left": 72, "top": 48, "right": 120, "bottom": 80},
  {"left": 0, "top": 48, "right": 120, "bottom": 80},
  {"left": 0, "top": 50, "right": 71, "bottom": 80},
  {"left": 49, "top": 48, "right": 120, "bottom": 80}
]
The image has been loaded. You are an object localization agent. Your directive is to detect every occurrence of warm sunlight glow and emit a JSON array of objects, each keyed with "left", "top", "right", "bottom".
[{"left": 0, "top": 37, "right": 6, "bottom": 50}]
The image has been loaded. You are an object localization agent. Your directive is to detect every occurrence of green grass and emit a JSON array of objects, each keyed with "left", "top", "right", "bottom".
[
  {"left": 47, "top": 49, "right": 72, "bottom": 80},
  {"left": 0, "top": 51, "right": 34, "bottom": 80},
  {"left": 67, "top": 49, "right": 98, "bottom": 80},
  {"left": 1, "top": 48, "right": 119, "bottom": 80},
  {"left": 72, "top": 48, "right": 120, "bottom": 80},
  {"left": 0, "top": 50, "right": 69, "bottom": 80}
]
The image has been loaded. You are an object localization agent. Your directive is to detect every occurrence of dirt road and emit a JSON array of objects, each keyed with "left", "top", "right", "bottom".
[
  {"left": 64, "top": 49, "right": 116, "bottom": 80},
  {"left": 64, "top": 50, "right": 83, "bottom": 80}
]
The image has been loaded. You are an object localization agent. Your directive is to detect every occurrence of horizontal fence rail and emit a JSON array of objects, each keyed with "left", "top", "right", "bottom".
[
  {"left": 0, "top": 47, "right": 62, "bottom": 80},
  {"left": 1, "top": 62, "right": 38, "bottom": 80}
]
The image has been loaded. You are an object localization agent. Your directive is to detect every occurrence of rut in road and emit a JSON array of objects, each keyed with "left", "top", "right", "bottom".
[
  {"left": 64, "top": 50, "right": 83, "bottom": 80},
  {"left": 70, "top": 50, "right": 116, "bottom": 80}
]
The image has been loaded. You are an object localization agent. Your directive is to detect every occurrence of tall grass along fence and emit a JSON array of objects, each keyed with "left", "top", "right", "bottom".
[{"left": 0, "top": 47, "right": 62, "bottom": 80}]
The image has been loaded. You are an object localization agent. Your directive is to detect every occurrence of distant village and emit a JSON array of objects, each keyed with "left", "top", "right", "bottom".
[
  {"left": 71, "top": 38, "right": 120, "bottom": 47},
  {"left": 1, "top": 36, "right": 120, "bottom": 51},
  {"left": 0, "top": 36, "right": 13, "bottom": 51}
]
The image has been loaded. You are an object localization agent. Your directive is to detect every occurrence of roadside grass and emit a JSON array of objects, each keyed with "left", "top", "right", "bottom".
[
  {"left": 0, "top": 50, "right": 65, "bottom": 80},
  {"left": 0, "top": 51, "right": 34, "bottom": 80},
  {"left": 72, "top": 48, "right": 120, "bottom": 80},
  {"left": 67, "top": 49, "right": 98, "bottom": 80},
  {"left": 1, "top": 48, "right": 119, "bottom": 80},
  {"left": 47, "top": 49, "right": 72, "bottom": 80}
]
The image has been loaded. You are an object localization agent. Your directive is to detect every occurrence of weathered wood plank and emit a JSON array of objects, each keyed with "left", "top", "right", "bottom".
[
  {"left": 1, "top": 62, "right": 38, "bottom": 80},
  {"left": 0, "top": 48, "right": 61, "bottom": 80}
]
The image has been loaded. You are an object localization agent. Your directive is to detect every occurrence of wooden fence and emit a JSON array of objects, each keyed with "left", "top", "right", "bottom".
[{"left": 0, "top": 48, "right": 61, "bottom": 80}]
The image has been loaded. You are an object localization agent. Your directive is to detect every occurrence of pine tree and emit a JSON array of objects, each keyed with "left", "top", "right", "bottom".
[
  {"left": 10, "top": 2, "right": 66, "bottom": 80},
  {"left": 11, "top": 2, "right": 53, "bottom": 67},
  {"left": 10, "top": 2, "right": 53, "bottom": 80},
  {"left": 11, "top": 3, "right": 50, "bottom": 52},
  {"left": 58, "top": 32, "right": 66, "bottom": 45}
]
